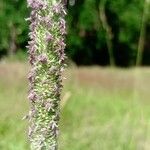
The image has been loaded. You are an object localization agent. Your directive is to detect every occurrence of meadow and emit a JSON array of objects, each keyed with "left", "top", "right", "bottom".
[{"left": 0, "top": 61, "right": 150, "bottom": 150}]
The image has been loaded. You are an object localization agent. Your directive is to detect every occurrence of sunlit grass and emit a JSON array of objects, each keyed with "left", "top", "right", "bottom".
[{"left": 0, "top": 62, "right": 150, "bottom": 149}]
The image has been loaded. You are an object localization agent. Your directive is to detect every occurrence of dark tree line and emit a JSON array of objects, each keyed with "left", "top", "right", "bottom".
[{"left": 0, "top": 0, "right": 150, "bottom": 67}]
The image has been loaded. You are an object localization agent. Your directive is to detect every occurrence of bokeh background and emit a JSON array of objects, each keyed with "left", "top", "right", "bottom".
[
  {"left": 0, "top": 0, "right": 150, "bottom": 149},
  {"left": 0, "top": 0, "right": 150, "bottom": 66}
]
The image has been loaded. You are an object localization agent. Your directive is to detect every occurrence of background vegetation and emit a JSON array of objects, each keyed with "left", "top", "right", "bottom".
[
  {"left": 0, "top": 62, "right": 150, "bottom": 149},
  {"left": 0, "top": 0, "right": 150, "bottom": 149},
  {"left": 0, "top": 0, "right": 150, "bottom": 66}
]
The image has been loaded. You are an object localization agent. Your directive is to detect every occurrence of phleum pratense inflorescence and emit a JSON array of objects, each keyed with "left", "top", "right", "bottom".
[{"left": 26, "top": 0, "right": 66, "bottom": 149}]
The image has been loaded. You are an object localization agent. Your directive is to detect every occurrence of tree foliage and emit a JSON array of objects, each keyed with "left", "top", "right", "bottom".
[
  {"left": 0, "top": 0, "right": 150, "bottom": 66},
  {"left": 0, "top": 0, "right": 29, "bottom": 56}
]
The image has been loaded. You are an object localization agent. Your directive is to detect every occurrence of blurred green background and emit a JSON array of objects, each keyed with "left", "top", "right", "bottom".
[
  {"left": 0, "top": 62, "right": 150, "bottom": 149},
  {"left": 0, "top": 0, "right": 150, "bottom": 150},
  {"left": 0, "top": 0, "right": 150, "bottom": 66}
]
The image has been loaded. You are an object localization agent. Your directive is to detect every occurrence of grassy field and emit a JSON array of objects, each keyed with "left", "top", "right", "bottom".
[{"left": 0, "top": 61, "right": 150, "bottom": 150}]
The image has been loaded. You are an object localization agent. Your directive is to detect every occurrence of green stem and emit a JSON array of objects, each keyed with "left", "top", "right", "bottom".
[{"left": 136, "top": 0, "right": 149, "bottom": 66}]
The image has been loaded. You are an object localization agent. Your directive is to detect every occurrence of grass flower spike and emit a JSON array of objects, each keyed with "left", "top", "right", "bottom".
[{"left": 26, "top": 0, "right": 66, "bottom": 149}]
